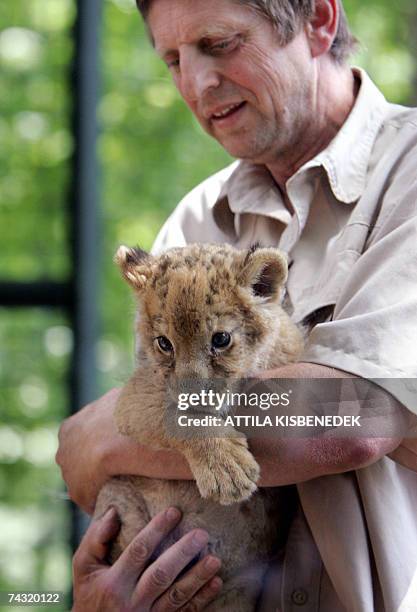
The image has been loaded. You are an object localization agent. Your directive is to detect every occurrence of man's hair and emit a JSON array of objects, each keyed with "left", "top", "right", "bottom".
[{"left": 135, "top": 0, "right": 357, "bottom": 63}]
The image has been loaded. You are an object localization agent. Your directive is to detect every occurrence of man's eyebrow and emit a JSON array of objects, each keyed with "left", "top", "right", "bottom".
[{"left": 198, "top": 25, "right": 240, "bottom": 37}]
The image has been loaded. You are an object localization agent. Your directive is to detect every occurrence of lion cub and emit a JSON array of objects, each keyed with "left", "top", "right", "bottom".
[{"left": 95, "top": 243, "right": 303, "bottom": 611}]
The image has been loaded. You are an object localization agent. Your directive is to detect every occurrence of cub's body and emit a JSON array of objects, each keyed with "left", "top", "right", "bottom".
[{"left": 95, "top": 243, "right": 303, "bottom": 611}]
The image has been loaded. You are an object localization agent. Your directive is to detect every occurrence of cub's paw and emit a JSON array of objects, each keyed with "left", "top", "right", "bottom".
[{"left": 194, "top": 438, "right": 260, "bottom": 505}]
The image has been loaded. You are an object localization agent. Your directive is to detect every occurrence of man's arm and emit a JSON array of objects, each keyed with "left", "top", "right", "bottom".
[
  {"left": 252, "top": 361, "right": 406, "bottom": 486},
  {"left": 56, "top": 363, "right": 408, "bottom": 514}
]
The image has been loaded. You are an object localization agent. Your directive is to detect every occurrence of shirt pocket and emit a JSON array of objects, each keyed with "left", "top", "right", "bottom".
[{"left": 291, "top": 221, "right": 372, "bottom": 326}]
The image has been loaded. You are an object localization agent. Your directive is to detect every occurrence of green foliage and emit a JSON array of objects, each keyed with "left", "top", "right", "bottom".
[
  {"left": 0, "top": 0, "right": 416, "bottom": 603},
  {"left": 0, "top": 309, "right": 71, "bottom": 609},
  {"left": 0, "top": 0, "right": 74, "bottom": 282},
  {"left": 348, "top": 0, "right": 416, "bottom": 102}
]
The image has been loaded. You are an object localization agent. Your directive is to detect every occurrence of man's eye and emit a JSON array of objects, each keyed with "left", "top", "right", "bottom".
[
  {"left": 210, "top": 37, "right": 239, "bottom": 53},
  {"left": 155, "top": 336, "right": 174, "bottom": 354},
  {"left": 166, "top": 58, "right": 180, "bottom": 70},
  {"left": 213, "top": 40, "right": 231, "bottom": 50}
]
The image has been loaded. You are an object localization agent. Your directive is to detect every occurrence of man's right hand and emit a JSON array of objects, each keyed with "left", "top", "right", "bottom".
[{"left": 73, "top": 507, "right": 222, "bottom": 611}]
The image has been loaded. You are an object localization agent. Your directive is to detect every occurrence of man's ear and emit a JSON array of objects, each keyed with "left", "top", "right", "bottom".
[
  {"left": 239, "top": 245, "right": 288, "bottom": 301},
  {"left": 305, "top": 0, "right": 338, "bottom": 58},
  {"left": 114, "top": 245, "right": 152, "bottom": 290}
]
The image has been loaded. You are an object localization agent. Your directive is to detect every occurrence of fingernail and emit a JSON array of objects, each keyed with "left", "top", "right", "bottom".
[
  {"left": 204, "top": 556, "right": 221, "bottom": 571},
  {"left": 210, "top": 576, "right": 223, "bottom": 591},
  {"left": 103, "top": 507, "right": 116, "bottom": 520},
  {"left": 166, "top": 507, "right": 181, "bottom": 522},
  {"left": 192, "top": 530, "right": 209, "bottom": 548}
]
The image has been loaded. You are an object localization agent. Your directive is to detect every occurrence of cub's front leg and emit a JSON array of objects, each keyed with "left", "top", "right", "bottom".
[
  {"left": 115, "top": 369, "right": 260, "bottom": 505},
  {"left": 182, "top": 434, "right": 260, "bottom": 505}
]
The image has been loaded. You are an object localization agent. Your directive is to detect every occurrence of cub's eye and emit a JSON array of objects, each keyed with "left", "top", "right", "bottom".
[
  {"left": 155, "top": 336, "right": 174, "bottom": 354},
  {"left": 211, "top": 332, "right": 232, "bottom": 349}
]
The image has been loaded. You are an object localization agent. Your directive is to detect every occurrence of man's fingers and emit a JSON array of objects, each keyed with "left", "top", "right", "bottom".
[
  {"left": 152, "top": 555, "right": 221, "bottom": 612},
  {"left": 110, "top": 507, "right": 182, "bottom": 586},
  {"left": 181, "top": 576, "right": 223, "bottom": 612},
  {"left": 73, "top": 508, "right": 120, "bottom": 576},
  {"left": 132, "top": 528, "right": 210, "bottom": 608}
]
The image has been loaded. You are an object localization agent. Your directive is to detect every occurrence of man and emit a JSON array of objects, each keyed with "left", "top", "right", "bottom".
[{"left": 57, "top": 0, "right": 417, "bottom": 610}]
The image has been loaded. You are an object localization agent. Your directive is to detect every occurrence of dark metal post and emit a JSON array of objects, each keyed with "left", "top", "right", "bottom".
[{"left": 69, "top": 0, "right": 102, "bottom": 548}]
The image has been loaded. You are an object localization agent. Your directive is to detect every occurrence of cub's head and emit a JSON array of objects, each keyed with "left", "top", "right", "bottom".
[{"left": 115, "top": 243, "right": 288, "bottom": 382}]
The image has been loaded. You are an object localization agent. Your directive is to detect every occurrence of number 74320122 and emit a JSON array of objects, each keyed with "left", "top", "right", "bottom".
[{"left": 3, "top": 592, "right": 63, "bottom": 605}]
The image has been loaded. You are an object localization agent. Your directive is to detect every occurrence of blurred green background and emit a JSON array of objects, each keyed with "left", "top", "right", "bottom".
[{"left": 1, "top": 0, "right": 416, "bottom": 608}]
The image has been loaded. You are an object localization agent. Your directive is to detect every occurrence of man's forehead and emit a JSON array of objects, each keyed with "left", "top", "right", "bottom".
[{"left": 147, "top": 0, "right": 253, "bottom": 53}]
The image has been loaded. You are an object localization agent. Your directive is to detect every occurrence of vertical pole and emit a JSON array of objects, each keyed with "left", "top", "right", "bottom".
[{"left": 69, "top": 0, "right": 102, "bottom": 550}]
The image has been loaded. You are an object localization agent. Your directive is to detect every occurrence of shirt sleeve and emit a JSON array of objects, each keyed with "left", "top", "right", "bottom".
[{"left": 302, "top": 173, "right": 417, "bottom": 415}]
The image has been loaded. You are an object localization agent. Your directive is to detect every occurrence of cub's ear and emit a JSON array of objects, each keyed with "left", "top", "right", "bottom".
[
  {"left": 114, "top": 245, "right": 151, "bottom": 290},
  {"left": 239, "top": 245, "right": 288, "bottom": 300}
]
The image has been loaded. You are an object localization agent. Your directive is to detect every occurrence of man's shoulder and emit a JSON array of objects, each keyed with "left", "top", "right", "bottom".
[
  {"left": 362, "top": 103, "right": 417, "bottom": 246},
  {"left": 380, "top": 104, "right": 417, "bottom": 187},
  {"left": 384, "top": 103, "right": 417, "bottom": 132},
  {"left": 379, "top": 103, "right": 417, "bottom": 156},
  {"left": 369, "top": 102, "right": 417, "bottom": 208}
]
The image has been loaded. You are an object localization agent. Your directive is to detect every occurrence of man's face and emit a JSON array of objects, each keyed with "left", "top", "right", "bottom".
[{"left": 147, "top": 0, "right": 316, "bottom": 164}]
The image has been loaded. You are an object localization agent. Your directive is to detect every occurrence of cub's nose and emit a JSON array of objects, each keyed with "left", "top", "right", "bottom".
[{"left": 174, "top": 363, "right": 210, "bottom": 381}]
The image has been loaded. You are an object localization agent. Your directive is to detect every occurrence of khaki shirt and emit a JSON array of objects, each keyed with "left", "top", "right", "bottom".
[{"left": 152, "top": 70, "right": 417, "bottom": 611}]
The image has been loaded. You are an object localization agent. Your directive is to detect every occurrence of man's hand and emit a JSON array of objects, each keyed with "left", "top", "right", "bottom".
[
  {"left": 56, "top": 389, "right": 192, "bottom": 514},
  {"left": 73, "top": 506, "right": 222, "bottom": 612},
  {"left": 56, "top": 389, "right": 123, "bottom": 513}
]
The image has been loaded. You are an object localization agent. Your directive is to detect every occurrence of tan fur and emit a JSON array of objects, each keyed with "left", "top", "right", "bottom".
[{"left": 95, "top": 243, "right": 303, "bottom": 611}]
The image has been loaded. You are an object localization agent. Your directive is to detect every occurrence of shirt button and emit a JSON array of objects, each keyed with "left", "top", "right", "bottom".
[{"left": 291, "top": 588, "right": 308, "bottom": 606}]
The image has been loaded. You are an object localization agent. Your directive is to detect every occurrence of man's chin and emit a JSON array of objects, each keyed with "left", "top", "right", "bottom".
[
  {"left": 210, "top": 131, "right": 249, "bottom": 156},
  {"left": 215, "top": 138, "right": 269, "bottom": 163}
]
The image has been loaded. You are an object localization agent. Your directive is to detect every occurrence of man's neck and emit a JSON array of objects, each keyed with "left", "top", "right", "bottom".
[{"left": 266, "top": 63, "right": 359, "bottom": 192}]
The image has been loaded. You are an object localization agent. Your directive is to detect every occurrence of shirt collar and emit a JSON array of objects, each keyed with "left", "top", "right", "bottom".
[
  {"left": 213, "top": 68, "right": 390, "bottom": 231},
  {"left": 216, "top": 160, "right": 291, "bottom": 220}
]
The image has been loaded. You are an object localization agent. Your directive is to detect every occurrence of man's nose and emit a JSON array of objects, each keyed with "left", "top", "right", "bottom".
[{"left": 179, "top": 50, "right": 221, "bottom": 102}]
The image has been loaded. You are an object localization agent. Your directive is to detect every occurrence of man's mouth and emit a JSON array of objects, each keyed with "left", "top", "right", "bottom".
[{"left": 210, "top": 101, "right": 246, "bottom": 121}]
